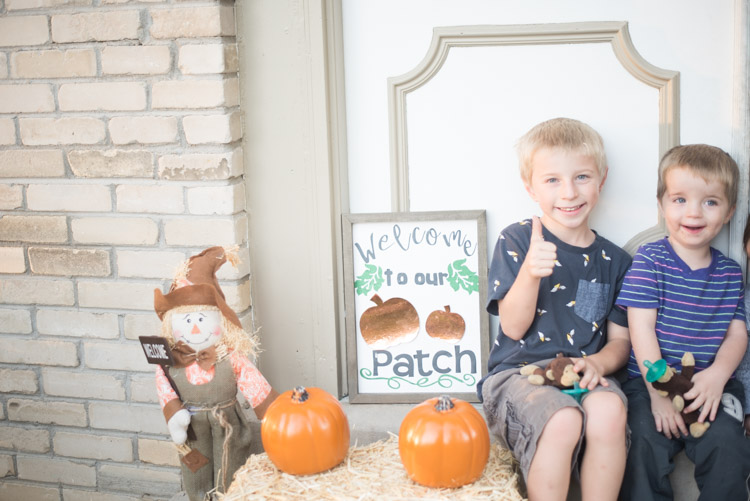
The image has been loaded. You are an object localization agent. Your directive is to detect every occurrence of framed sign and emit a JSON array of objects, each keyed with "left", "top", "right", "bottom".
[{"left": 343, "top": 210, "right": 488, "bottom": 403}]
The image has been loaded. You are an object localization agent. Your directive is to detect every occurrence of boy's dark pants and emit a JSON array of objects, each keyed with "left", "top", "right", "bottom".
[{"left": 620, "top": 377, "right": 750, "bottom": 501}]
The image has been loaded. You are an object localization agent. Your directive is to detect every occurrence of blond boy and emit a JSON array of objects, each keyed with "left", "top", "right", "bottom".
[
  {"left": 478, "top": 117, "right": 631, "bottom": 500},
  {"left": 616, "top": 144, "right": 750, "bottom": 500}
]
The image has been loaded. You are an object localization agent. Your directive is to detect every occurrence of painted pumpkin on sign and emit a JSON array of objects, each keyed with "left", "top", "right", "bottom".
[
  {"left": 261, "top": 386, "right": 350, "bottom": 475},
  {"left": 425, "top": 305, "right": 465, "bottom": 343},
  {"left": 359, "top": 294, "right": 419, "bottom": 349},
  {"left": 399, "top": 395, "right": 489, "bottom": 488}
]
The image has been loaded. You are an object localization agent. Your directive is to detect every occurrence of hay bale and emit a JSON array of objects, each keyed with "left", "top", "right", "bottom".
[{"left": 220, "top": 434, "right": 525, "bottom": 500}]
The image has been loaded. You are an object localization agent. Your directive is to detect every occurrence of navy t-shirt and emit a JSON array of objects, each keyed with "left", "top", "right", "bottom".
[{"left": 477, "top": 219, "right": 631, "bottom": 400}]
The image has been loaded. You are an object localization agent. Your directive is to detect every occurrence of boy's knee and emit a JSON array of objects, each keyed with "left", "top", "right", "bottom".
[
  {"left": 541, "top": 406, "right": 583, "bottom": 448},
  {"left": 584, "top": 392, "right": 627, "bottom": 440},
  {"left": 695, "top": 417, "right": 748, "bottom": 456}
]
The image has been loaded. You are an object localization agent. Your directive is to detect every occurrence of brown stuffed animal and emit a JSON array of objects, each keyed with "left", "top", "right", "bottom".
[
  {"left": 520, "top": 353, "right": 580, "bottom": 389},
  {"left": 647, "top": 352, "right": 710, "bottom": 438}
]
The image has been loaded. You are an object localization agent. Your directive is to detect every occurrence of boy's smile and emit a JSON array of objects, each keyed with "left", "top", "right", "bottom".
[
  {"left": 659, "top": 165, "right": 734, "bottom": 266},
  {"left": 524, "top": 147, "right": 606, "bottom": 246}
]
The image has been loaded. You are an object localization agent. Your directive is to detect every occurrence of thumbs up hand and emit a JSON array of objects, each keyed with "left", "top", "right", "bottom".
[{"left": 524, "top": 216, "right": 557, "bottom": 278}]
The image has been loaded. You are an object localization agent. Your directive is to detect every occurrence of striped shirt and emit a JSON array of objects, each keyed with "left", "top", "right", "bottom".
[{"left": 616, "top": 238, "right": 745, "bottom": 378}]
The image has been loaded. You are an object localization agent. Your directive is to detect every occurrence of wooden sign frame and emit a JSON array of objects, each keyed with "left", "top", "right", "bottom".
[{"left": 342, "top": 210, "right": 489, "bottom": 403}]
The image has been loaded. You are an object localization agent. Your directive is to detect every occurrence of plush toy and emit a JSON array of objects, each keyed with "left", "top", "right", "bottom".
[
  {"left": 152, "top": 246, "right": 279, "bottom": 501},
  {"left": 644, "top": 352, "right": 710, "bottom": 438},
  {"left": 520, "top": 353, "right": 581, "bottom": 389}
]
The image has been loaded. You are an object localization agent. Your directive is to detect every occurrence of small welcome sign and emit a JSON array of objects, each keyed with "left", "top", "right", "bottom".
[{"left": 343, "top": 211, "right": 488, "bottom": 403}]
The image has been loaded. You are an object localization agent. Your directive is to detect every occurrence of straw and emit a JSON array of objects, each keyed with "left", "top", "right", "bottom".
[{"left": 219, "top": 434, "right": 525, "bottom": 500}]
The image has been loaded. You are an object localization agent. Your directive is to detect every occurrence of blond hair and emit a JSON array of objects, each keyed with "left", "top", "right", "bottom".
[
  {"left": 657, "top": 144, "right": 739, "bottom": 208},
  {"left": 516, "top": 117, "right": 607, "bottom": 184},
  {"left": 160, "top": 305, "right": 260, "bottom": 361}
]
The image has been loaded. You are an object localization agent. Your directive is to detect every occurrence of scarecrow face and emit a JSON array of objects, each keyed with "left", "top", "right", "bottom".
[{"left": 171, "top": 309, "right": 222, "bottom": 352}]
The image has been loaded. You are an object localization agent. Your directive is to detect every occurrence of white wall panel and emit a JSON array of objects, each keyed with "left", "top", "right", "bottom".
[{"left": 343, "top": 0, "right": 737, "bottom": 254}]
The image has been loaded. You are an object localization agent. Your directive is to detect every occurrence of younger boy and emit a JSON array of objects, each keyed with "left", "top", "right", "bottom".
[
  {"left": 616, "top": 144, "right": 750, "bottom": 500},
  {"left": 478, "top": 117, "right": 632, "bottom": 500}
]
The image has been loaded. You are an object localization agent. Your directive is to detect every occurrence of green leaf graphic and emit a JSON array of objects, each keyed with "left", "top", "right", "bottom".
[
  {"left": 446, "top": 258, "right": 479, "bottom": 295},
  {"left": 354, "top": 264, "right": 384, "bottom": 296}
]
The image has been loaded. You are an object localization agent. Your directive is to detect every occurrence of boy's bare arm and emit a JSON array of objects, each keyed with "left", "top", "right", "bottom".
[
  {"left": 684, "top": 318, "right": 748, "bottom": 421},
  {"left": 497, "top": 216, "right": 557, "bottom": 340},
  {"left": 574, "top": 320, "right": 630, "bottom": 389},
  {"left": 627, "top": 306, "right": 662, "bottom": 376},
  {"left": 628, "top": 306, "right": 689, "bottom": 437},
  {"left": 496, "top": 272, "right": 541, "bottom": 340}
]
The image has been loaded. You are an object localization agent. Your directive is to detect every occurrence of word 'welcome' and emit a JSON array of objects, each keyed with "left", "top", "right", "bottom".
[{"left": 355, "top": 224, "right": 477, "bottom": 263}]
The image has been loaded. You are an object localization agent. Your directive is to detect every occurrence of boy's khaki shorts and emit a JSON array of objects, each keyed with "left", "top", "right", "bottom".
[{"left": 481, "top": 361, "right": 627, "bottom": 481}]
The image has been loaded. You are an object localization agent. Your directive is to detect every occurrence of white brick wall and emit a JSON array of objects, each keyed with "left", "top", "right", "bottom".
[
  {"left": 0, "top": 1, "right": 252, "bottom": 498},
  {"left": 109, "top": 116, "right": 179, "bottom": 145},
  {"left": 0, "top": 84, "right": 55, "bottom": 113},
  {"left": 0, "top": 149, "right": 66, "bottom": 177},
  {"left": 51, "top": 11, "right": 141, "bottom": 43},
  {"left": 27, "top": 184, "right": 112, "bottom": 212},
  {"left": 101, "top": 45, "right": 172, "bottom": 76},
  {"left": 0, "top": 246, "right": 25, "bottom": 273},
  {"left": 0, "top": 16, "right": 49, "bottom": 47},
  {"left": 0, "top": 426, "right": 50, "bottom": 453},
  {"left": 179, "top": 44, "right": 238, "bottom": 75},
  {"left": 67, "top": 149, "right": 153, "bottom": 178},
  {"left": 11, "top": 49, "right": 97, "bottom": 78},
  {"left": 58, "top": 82, "right": 147, "bottom": 112},
  {"left": 54, "top": 431, "right": 133, "bottom": 462},
  {"left": 20, "top": 117, "right": 107, "bottom": 145},
  {"left": 0, "top": 118, "right": 15, "bottom": 145}
]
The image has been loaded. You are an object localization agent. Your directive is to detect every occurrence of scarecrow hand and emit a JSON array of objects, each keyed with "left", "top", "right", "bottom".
[{"left": 168, "top": 409, "right": 191, "bottom": 445}]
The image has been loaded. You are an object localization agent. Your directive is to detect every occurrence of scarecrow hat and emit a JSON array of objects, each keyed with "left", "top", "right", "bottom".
[{"left": 154, "top": 246, "right": 242, "bottom": 328}]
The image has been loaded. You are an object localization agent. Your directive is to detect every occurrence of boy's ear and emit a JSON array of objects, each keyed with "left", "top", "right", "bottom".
[
  {"left": 598, "top": 167, "right": 609, "bottom": 191},
  {"left": 524, "top": 182, "right": 538, "bottom": 202},
  {"left": 725, "top": 205, "right": 736, "bottom": 224},
  {"left": 656, "top": 196, "right": 665, "bottom": 217}
]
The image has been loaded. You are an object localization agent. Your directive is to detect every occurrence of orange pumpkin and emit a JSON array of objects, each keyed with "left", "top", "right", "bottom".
[
  {"left": 399, "top": 395, "right": 490, "bottom": 488},
  {"left": 261, "top": 386, "right": 350, "bottom": 475}
]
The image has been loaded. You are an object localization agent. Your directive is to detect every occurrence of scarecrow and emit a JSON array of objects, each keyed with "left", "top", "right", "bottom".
[{"left": 153, "top": 246, "right": 279, "bottom": 500}]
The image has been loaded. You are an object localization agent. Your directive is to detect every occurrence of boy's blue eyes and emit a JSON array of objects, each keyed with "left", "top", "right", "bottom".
[
  {"left": 544, "top": 174, "right": 589, "bottom": 183},
  {"left": 672, "top": 197, "right": 720, "bottom": 206}
]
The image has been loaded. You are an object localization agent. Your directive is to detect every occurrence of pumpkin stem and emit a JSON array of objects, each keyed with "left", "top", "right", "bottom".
[
  {"left": 370, "top": 294, "right": 383, "bottom": 306},
  {"left": 444, "top": 305, "right": 451, "bottom": 313},
  {"left": 435, "top": 395, "right": 455, "bottom": 412},
  {"left": 291, "top": 386, "right": 309, "bottom": 403}
]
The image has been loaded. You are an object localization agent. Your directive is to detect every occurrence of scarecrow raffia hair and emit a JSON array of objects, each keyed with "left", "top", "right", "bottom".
[{"left": 160, "top": 304, "right": 260, "bottom": 361}]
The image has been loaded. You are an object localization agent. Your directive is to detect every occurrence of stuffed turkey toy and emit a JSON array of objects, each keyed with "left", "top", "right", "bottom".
[{"left": 153, "top": 246, "right": 279, "bottom": 500}]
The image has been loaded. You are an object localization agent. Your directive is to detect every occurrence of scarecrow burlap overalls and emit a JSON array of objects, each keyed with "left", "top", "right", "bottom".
[{"left": 170, "top": 358, "right": 253, "bottom": 500}]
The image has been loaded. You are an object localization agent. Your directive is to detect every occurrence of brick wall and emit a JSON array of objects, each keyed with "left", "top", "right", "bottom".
[{"left": 0, "top": 0, "right": 251, "bottom": 499}]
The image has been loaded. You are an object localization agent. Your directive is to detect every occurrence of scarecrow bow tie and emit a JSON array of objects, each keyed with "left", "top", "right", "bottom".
[{"left": 171, "top": 342, "right": 217, "bottom": 371}]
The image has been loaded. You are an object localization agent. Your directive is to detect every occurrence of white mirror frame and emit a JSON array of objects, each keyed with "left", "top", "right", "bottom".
[{"left": 387, "top": 21, "right": 680, "bottom": 255}]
